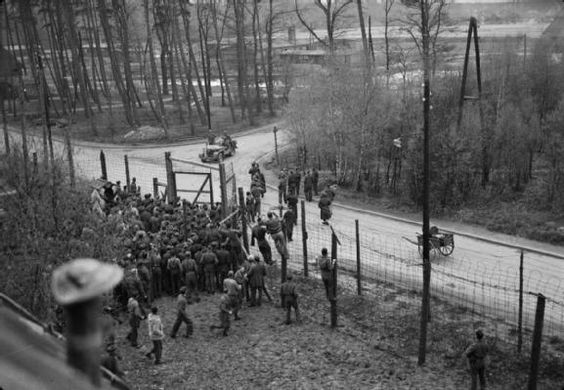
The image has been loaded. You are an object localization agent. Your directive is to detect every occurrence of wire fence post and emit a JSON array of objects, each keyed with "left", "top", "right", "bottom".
[
  {"left": 99, "top": 150, "right": 107, "bottom": 181},
  {"left": 356, "top": 219, "right": 361, "bottom": 295},
  {"left": 301, "top": 200, "right": 308, "bottom": 277},
  {"left": 238, "top": 187, "right": 249, "bottom": 253},
  {"left": 528, "top": 293, "right": 545, "bottom": 390},
  {"left": 518, "top": 249, "right": 524, "bottom": 354},
  {"left": 124, "top": 154, "right": 130, "bottom": 190},
  {"left": 331, "top": 230, "right": 338, "bottom": 328}
]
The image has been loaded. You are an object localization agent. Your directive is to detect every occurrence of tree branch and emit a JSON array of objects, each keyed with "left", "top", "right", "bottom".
[{"left": 294, "top": 0, "right": 328, "bottom": 47}]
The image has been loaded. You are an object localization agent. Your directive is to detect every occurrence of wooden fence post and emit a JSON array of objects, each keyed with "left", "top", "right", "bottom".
[
  {"left": 518, "top": 250, "right": 524, "bottom": 353},
  {"left": 99, "top": 150, "right": 107, "bottom": 181},
  {"left": 528, "top": 293, "right": 545, "bottom": 390},
  {"left": 301, "top": 200, "right": 308, "bottom": 277},
  {"left": 331, "top": 231, "right": 338, "bottom": 328},
  {"left": 64, "top": 128, "right": 75, "bottom": 188},
  {"left": 356, "top": 219, "right": 361, "bottom": 295},
  {"left": 124, "top": 155, "right": 130, "bottom": 190},
  {"left": 153, "top": 178, "right": 159, "bottom": 199},
  {"left": 219, "top": 163, "right": 228, "bottom": 219},
  {"left": 238, "top": 187, "right": 249, "bottom": 253},
  {"left": 164, "top": 152, "right": 176, "bottom": 203}
]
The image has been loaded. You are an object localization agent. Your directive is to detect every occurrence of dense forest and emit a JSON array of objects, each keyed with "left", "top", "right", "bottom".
[
  {"left": 282, "top": 1, "right": 564, "bottom": 237},
  {"left": 1, "top": 0, "right": 564, "bottom": 239}
]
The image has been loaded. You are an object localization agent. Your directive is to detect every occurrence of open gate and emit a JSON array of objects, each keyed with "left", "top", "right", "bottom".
[{"left": 165, "top": 152, "right": 237, "bottom": 218}]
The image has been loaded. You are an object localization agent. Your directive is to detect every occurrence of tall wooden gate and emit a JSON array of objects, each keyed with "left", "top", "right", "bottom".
[{"left": 165, "top": 152, "right": 237, "bottom": 218}]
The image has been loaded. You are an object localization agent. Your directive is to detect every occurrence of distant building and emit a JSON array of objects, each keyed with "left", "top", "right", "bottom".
[{"left": 541, "top": 5, "right": 564, "bottom": 59}]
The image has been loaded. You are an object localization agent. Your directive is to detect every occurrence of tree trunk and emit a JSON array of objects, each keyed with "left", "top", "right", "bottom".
[
  {"left": 356, "top": 0, "right": 371, "bottom": 73},
  {"left": 251, "top": 0, "right": 262, "bottom": 114},
  {"left": 211, "top": 0, "right": 236, "bottom": 123},
  {"left": 265, "top": 0, "right": 275, "bottom": 116},
  {"left": 180, "top": 4, "right": 208, "bottom": 125},
  {"left": 197, "top": 6, "right": 211, "bottom": 128},
  {"left": 113, "top": 0, "right": 141, "bottom": 119},
  {"left": 144, "top": 0, "right": 169, "bottom": 134},
  {"left": 97, "top": 0, "right": 135, "bottom": 126}
]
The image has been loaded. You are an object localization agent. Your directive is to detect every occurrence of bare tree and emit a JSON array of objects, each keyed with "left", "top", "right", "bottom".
[
  {"left": 384, "top": 0, "right": 395, "bottom": 86},
  {"left": 294, "top": 0, "right": 353, "bottom": 53}
]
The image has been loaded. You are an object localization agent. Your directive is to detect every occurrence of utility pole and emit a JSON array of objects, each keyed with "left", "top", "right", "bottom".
[
  {"left": 273, "top": 126, "right": 280, "bottom": 166},
  {"left": 418, "top": 0, "right": 432, "bottom": 367}
]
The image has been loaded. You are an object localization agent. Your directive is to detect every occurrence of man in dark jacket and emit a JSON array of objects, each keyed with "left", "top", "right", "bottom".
[
  {"left": 251, "top": 219, "right": 272, "bottom": 265},
  {"left": 215, "top": 243, "right": 232, "bottom": 291},
  {"left": 200, "top": 246, "right": 219, "bottom": 294},
  {"left": 280, "top": 274, "right": 300, "bottom": 325},
  {"left": 303, "top": 171, "right": 314, "bottom": 201},
  {"left": 465, "top": 329, "right": 489, "bottom": 390},
  {"left": 282, "top": 208, "right": 296, "bottom": 242},
  {"left": 312, "top": 168, "right": 319, "bottom": 195},
  {"left": 181, "top": 253, "right": 199, "bottom": 302},
  {"left": 286, "top": 193, "right": 298, "bottom": 226},
  {"left": 318, "top": 194, "right": 332, "bottom": 225},
  {"left": 246, "top": 256, "right": 266, "bottom": 306},
  {"left": 316, "top": 248, "right": 336, "bottom": 300}
]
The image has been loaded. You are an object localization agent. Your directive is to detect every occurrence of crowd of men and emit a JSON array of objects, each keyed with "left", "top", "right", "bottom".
[
  {"left": 92, "top": 162, "right": 487, "bottom": 390},
  {"left": 91, "top": 172, "right": 299, "bottom": 374}
]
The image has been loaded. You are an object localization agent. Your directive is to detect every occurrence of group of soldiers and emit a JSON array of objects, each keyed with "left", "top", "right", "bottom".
[
  {"left": 94, "top": 162, "right": 490, "bottom": 389},
  {"left": 92, "top": 175, "right": 302, "bottom": 373},
  {"left": 277, "top": 167, "right": 319, "bottom": 205}
]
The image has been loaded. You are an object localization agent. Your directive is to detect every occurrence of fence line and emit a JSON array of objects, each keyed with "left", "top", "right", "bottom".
[{"left": 4, "top": 135, "right": 561, "bottom": 349}]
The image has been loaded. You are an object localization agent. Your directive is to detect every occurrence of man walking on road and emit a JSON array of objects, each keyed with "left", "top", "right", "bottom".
[
  {"left": 316, "top": 248, "right": 336, "bottom": 300},
  {"left": 312, "top": 168, "right": 319, "bottom": 196},
  {"left": 465, "top": 329, "right": 489, "bottom": 390},
  {"left": 303, "top": 171, "right": 313, "bottom": 201}
]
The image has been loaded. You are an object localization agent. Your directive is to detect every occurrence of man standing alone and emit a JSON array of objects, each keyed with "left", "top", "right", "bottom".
[
  {"left": 465, "top": 329, "right": 489, "bottom": 390},
  {"left": 280, "top": 274, "right": 300, "bottom": 325},
  {"left": 316, "top": 248, "right": 335, "bottom": 300},
  {"left": 146, "top": 307, "right": 164, "bottom": 365}
]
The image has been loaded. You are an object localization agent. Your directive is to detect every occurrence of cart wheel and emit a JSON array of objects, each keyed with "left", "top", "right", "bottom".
[{"left": 439, "top": 241, "right": 454, "bottom": 256}]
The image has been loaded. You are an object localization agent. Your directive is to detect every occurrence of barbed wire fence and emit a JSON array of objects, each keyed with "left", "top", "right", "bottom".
[
  {"left": 257, "top": 190, "right": 564, "bottom": 351},
  {"left": 6, "top": 135, "right": 561, "bottom": 353}
]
